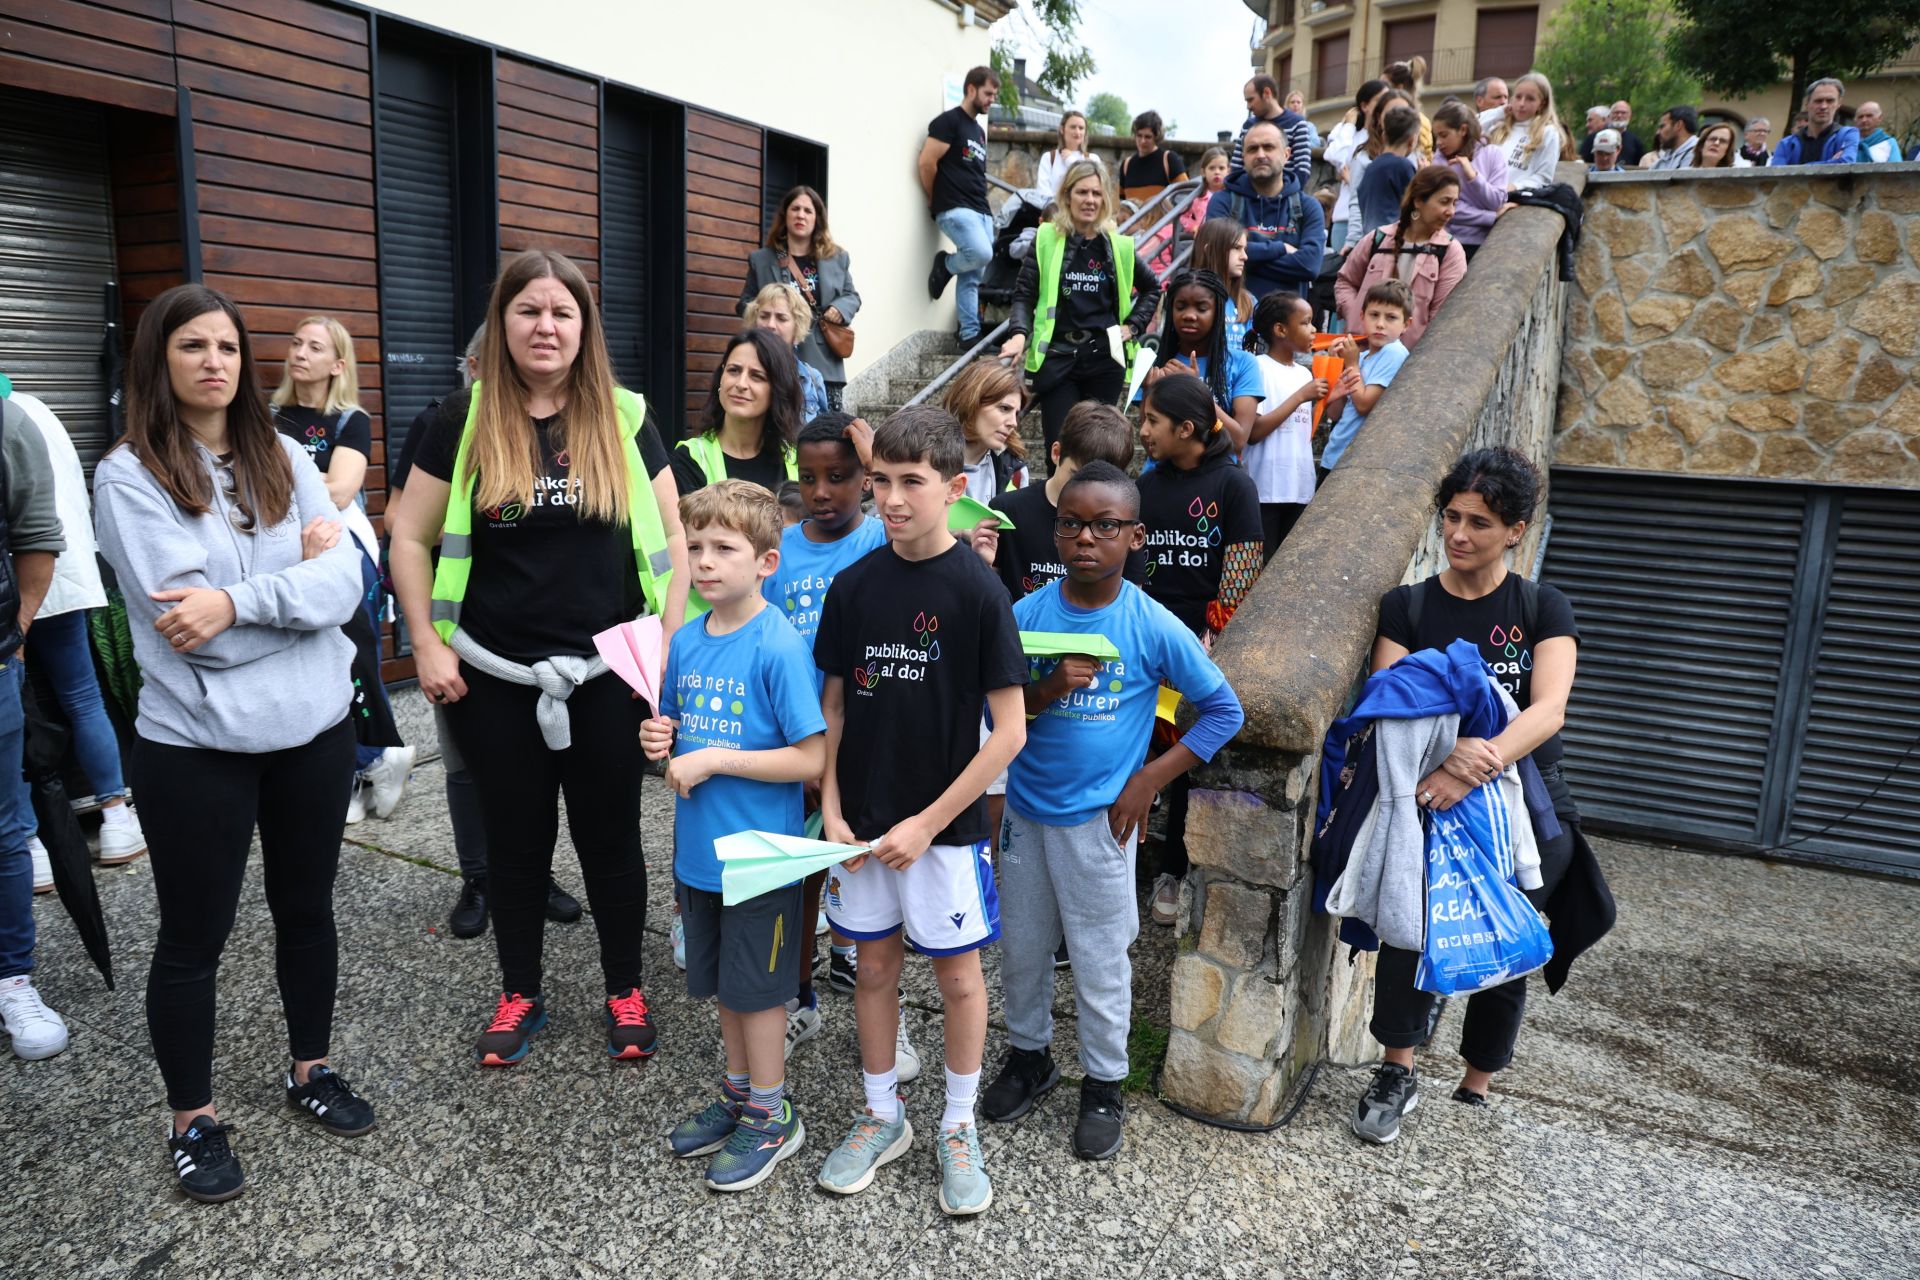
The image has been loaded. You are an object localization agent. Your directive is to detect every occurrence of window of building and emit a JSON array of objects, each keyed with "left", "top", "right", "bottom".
[
  {"left": 1383, "top": 16, "right": 1434, "bottom": 73},
  {"left": 1314, "top": 32, "right": 1350, "bottom": 102},
  {"left": 1473, "top": 7, "right": 1539, "bottom": 82}
]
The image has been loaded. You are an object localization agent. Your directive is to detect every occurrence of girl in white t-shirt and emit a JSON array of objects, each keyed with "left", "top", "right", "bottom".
[{"left": 1242, "top": 292, "right": 1330, "bottom": 559}]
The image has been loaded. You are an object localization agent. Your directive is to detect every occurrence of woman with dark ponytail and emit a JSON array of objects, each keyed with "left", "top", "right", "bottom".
[
  {"left": 1134, "top": 372, "right": 1263, "bottom": 925},
  {"left": 1143, "top": 269, "right": 1262, "bottom": 454}
]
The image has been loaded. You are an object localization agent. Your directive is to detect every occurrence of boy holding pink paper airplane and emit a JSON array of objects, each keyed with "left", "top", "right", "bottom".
[{"left": 639, "top": 481, "right": 825, "bottom": 1193}]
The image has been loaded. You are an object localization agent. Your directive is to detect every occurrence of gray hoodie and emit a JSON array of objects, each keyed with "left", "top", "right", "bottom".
[{"left": 93, "top": 434, "right": 361, "bottom": 753}]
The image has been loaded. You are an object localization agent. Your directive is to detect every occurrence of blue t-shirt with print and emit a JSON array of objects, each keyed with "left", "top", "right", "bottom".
[
  {"left": 664, "top": 605, "right": 827, "bottom": 892},
  {"left": 1321, "top": 339, "right": 1409, "bottom": 471},
  {"left": 1008, "top": 580, "right": 1225, "bottom": 826},
  {"left": 763, "top": 516, "right": 887, "bottom": 690},
  {"left": 1133, "top": 349, "right": 1263, "bottom": 408}
]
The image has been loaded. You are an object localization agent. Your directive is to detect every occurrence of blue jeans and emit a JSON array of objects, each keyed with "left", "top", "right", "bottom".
[
  {"left": 0, "top": 658, "right": 35, "bottom": 979},
  {"left": 14, "top": 610, "right": 125, "bottom": 807},
  {"left": 936, "top": 207, "right": 996, "bottom": 339}
]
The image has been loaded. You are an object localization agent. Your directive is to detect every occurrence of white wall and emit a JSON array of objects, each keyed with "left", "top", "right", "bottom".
[{"left": 362, "top": 0, "right": 992, "bottom": 380}]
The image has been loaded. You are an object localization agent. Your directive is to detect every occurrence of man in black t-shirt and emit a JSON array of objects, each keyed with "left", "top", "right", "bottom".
[{"left": 922, "top": 65, "right": 1000, "bottom": 345}]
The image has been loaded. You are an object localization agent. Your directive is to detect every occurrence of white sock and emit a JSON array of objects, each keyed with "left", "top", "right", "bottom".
[
  {"left": 27, "top": 835, "right": 47, "bottom": 855},
  {"left": 101, "top": 804, "right": 133, "bottom": 828},
  {"left": 863, "top": 1069, "right": 901, "bottom": 1123},
  {"left": 941, "top": 1066, "right": 980, "bottom": 1131}
]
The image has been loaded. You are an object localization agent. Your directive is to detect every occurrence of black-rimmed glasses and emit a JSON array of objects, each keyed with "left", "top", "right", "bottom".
[{"left": 1052, "top": 516, "right": 1141, "bottom": 541}]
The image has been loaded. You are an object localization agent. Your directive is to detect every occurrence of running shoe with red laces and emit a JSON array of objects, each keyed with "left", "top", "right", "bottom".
[
  {"left": 474, "top": 992, "right": 546, "bottom": 1067},
  {"left": 605, "top": 987, "right": 657, "bottom": 1060}
]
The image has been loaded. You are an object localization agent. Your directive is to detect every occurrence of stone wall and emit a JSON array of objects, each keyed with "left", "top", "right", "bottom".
[
  {"left": 1160, "top": 168, "right": 1582, "bottom": 1123},
  {"left": 1558, "top": 166, "right": 1920, "bottom": 487}
]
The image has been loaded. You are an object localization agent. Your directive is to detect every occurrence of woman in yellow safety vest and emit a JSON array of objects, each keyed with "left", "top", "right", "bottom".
[
  {"left": 669, "top": 327, "right": 802, "bottom": 495},
  {"left": 388, "top": 249, "right": 689, "bottom": 1070},
  {"left": 999, "top": 159, "right": 1162, "bottom": 472}
]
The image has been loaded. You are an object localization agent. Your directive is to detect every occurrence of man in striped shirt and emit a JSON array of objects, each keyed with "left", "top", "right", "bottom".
[{"left": 1232, "top": 74, "right": 1314, "bottom": 189}]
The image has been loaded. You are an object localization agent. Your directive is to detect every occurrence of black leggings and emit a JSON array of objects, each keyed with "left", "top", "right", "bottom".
[
  {"left": 138, "top": 718, "right": 355, "bottom": 1111},
  {"left": 444, "top": 667, "right": 648, "bottom": 998},
  {"left": 1370, "top": 812, "right": 1577, "bottom": 1073},
  {"left": 1034, "top": 344, "right": 1125, "bottom": 470}
]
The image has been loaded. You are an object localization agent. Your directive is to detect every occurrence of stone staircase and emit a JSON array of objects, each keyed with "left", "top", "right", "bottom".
[{"left": 841, "top": 328, "right": 1052, "bottom": 459}]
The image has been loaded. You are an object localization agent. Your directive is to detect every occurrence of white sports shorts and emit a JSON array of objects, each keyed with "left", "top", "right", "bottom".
[{"left": 823, "top": 839, "right": 1001, "bottom": 956}]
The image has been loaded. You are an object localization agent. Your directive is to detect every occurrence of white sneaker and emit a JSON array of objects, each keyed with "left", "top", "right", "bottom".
[
  {"left": 785, "top": 995, "right": 822, "bottom": 1059},
  {"left": 345, "top": 779, "right": 366, "bottom": 825},
  {"left": 28, "top": 839, "right": 52, "bottom": 894},
  {"left": 0, "top": 975, "right": 69, "bottom": 1060},
  {"left": 895, "top": 1011, "right": 922, "bottom": 1085},
  {"left": 96, "top": 811, "right": 148, "bottom": 865},
  {"left": 1150, "top": 873, "right": 1181, "bottom": 927},
  {"left": 365, "top": 745, "right": 416, "bottom": 819},
  {"left": 816, "top": 905, "right": 829, "bottom": 937},
  {"left": 670, "top": 913, "right": 686, "bottom": 971}
]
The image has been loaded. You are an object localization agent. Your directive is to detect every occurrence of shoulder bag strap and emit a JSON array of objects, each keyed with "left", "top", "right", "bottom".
[{"left": 778, "top": 253, "right": 820, "bottom": 309}]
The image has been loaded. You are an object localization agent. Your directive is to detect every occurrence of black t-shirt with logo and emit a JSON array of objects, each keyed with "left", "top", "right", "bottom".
[
  {"left": 928, "top": 107, "right": 990, "bottom": 215},
  {"left": 990, "top": 482, "right": 1147, "bottom": 600},
  {"left": 1138, "top": 455, "right": 1262, "bottom": 636},
  {"left": 1376, "top": 573, "right": 1580, "bottom": 765},
  {"left": 1057, "top": 233, "right": 1120, "bottom": 333},
  {"left": 813, "top": 541, "right": 1027, "bottom": 845},
  {"left": 275, "top": 405, "right": 371, "bottom": 476},
  {"left": 410, "top": 388, "right": 670, "bottom": 663}
]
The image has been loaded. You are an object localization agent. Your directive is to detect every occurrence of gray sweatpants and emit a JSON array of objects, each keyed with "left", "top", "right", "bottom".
[{"left": 999, "top": 808, "right": 1139, "bottom": 1083}]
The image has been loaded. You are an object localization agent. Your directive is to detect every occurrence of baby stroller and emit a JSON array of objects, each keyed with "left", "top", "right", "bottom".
[{"left": 978, "top": 186, "right": 1050, "bottom": 308}]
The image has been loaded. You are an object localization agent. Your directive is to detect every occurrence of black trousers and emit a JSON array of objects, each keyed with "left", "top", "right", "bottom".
[
  {"left": 1259, "top": 502, "right": 1307, "bottom": 564},
  {"left": 1370, "top": 773, "right": 1579, "bottom": 1074},
  {"left": 138, "top": 718, "right": 355, "bottom": 1111},
  {"left": 444, "top": 667, "right": 647, "bottom": 998},
  {"left": 1034, "top": 342, "right": 1125, "bottom": 471}
]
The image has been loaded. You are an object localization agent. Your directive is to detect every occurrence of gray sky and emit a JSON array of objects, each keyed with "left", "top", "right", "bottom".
[{"left": 993, "top": 0, "right": 1261, "bottom": 143}]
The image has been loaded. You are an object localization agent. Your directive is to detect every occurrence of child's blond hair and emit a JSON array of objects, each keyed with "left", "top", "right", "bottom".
[
  {"left": 743, "top": 282, "right": 813, "bottom": 345},
  {"left": 680, "top": 478, "right": 783, "bottom": 557}
]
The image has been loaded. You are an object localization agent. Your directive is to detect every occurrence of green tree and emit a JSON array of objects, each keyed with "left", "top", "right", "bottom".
[
  {"left": 1536, "top": 0, "right": 1699, "bottom": 143},
  {"left": 1086, "top": 91, "right": 1131, "bottom": 135},
  {"left": 1667, "top": 0, "right": 1920, "bottom": 113},
  {"left": 990, "top": 0, "right": 1097, "bottom": 112}
]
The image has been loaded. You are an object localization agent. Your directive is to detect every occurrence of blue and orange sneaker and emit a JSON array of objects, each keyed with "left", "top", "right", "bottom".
[
  {"left": 668, "top": 1080, "right": 747, "bottom": 1158},
  {"left": 474, "top": 992, "right": 545, "bottom": 1067},
  {"left": 705, "top": 1099, "right": 805, "bottom": 1192},
  {"left": 606, "top": 987, "right": 657, "bottom": 1059}
]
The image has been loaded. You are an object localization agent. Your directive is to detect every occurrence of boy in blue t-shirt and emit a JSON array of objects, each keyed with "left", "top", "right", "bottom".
[
  {"left": 1319, "top": 280, "right": 1411, "bottom": 473},
  {"left": 641, "top": 480, "right": 827, "bottom": 1194},
  {"left": 979, "top": 462, "right": 1244, "bottom": 1161},
  {"left": 762, "top": 414, "right": 887, "bottom": 1051}
]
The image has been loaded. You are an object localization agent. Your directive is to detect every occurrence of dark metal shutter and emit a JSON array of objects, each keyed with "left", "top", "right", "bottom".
[
  {"left": 601, "top": 126, "right": 649, "bottom": 389},
  {"left": 1543, "top": 471, "right": 1808, "bottom": 843},
  {"left": 0, "top": 88, "right": 117, "bottom": 466},
  {"left": 1786, "top": 492, "right": 1920, "bottom": 873},
  {"left": 375, "top": 48, "right": 462, "bottom": 462}
]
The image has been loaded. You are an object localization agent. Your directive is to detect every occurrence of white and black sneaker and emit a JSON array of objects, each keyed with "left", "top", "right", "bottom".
[
  {"left": 826, "top": 947, "right": 857, "bottom": 995},
  {"left": 284, "top": 1064, "right": 376, "bottom": 1137},
  {"left": 1351, "top": 1063, "right": 1419, "bottom": 1145},
  {"left": 168, "top": 1115, "right": 245, "bottom": 1203}
]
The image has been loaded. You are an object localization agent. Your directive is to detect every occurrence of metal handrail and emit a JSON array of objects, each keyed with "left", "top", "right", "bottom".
[{"left": 904, "top": 178, "right": 1211, "bottom": 409}]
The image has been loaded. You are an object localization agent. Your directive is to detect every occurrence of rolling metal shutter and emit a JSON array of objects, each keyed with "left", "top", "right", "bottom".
[
  {"left": 1785, "top": 493, "right": 1920, "bottom": 874},
  {"left": 0, "top": 88, "right": 117, "bottom": 466},
  {"left": 1543, "top": 471, "right": 1808, "bottom": 844},
  {"left": 375, "top": 48, "right": 462, "bottom": 462},
  {"left": 600, "top": 128, "right": 650, "bottom": 390}
]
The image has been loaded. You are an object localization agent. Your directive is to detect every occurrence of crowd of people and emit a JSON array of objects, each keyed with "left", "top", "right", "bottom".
[{"left": 5, "top": 42, "right": 1883, "bottom": 1217}]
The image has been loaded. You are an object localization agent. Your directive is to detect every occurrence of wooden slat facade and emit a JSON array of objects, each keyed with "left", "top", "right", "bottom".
[
  {"left": 684, "top": 110, "right": 764, "bottom": 420},
  {"left": 4, "top": 0, "right": 817, "bottom": 680}
]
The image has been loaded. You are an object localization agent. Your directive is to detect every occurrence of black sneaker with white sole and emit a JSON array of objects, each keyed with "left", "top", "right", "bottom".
[
  {"left": 168, "top": 1115, "right": 245, "bottom": 1203},
  {"left": 285, "top": 1064, "right": 377, "bottom": 1136},
  {"left": 1351, "top": 1062, "right": 1419, "bottom": 1144},
  {"left": 826, "top": 948, "right": 857, "bottom": 996}
]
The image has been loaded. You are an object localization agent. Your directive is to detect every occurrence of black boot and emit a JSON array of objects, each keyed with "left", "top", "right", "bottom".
[
  {"left": 1072, "top": 1078, "right": 1127, "bottom": 1161},
  {"left": 928, "top": 248, "right": 953, "bottom": 299},
  {"left": 979, "top": 1046, "right": 1060, "bottom": 1123},
  {"left": 449, "top": 878, "right": 488, "bottom": 939},
  {"left": 546, "top": 877, "right": 583, "bottom": 924}
]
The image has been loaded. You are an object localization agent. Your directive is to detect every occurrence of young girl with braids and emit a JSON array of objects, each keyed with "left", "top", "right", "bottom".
[
  {"left": 1142, "top": 269, "right": 1262, "bottom": 454},
  {"left": 1135, "top": 372, "right": 1263, "bottom": 925}
]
